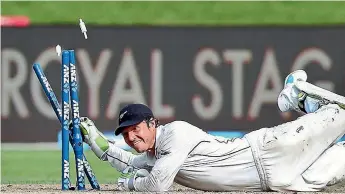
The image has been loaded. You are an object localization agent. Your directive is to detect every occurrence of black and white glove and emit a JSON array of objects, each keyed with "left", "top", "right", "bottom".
[{"left": 116, "top": 166, "right": 150, "bottom": 191}]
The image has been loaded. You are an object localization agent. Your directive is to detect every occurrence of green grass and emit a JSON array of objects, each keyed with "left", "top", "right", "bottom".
[
  {"left": 2, "top": 1, "right": 345, "bottom": 25},
  {"left": 1, "top": 151, "right": 121, "bottom": 184}
]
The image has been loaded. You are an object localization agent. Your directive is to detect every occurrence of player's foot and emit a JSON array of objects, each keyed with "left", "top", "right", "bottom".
[{"left": 278, "top": 70, "right": 320, "bottom": 113}]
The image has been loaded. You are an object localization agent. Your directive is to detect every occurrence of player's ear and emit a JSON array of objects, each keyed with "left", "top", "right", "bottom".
[
  {"left": 148, "top": 118, "right": 155, "bottom": 129},
  {"left": 149, "top": 121, "right": 155, "bottom": 128}
]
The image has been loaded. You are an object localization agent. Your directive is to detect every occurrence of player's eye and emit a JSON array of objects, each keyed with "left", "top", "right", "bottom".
[{"left": 122, "top": 132, "right": 128, "bottom": 138}]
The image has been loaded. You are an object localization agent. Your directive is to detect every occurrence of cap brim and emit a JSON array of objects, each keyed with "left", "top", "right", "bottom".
[{"left": 115, "top": 118, "right": 143, "bottom": 136}]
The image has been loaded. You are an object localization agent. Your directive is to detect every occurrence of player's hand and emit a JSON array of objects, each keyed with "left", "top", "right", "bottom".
[
  {"left": 78, "top": 117, "right": 99, "bottom": 144},
  {"left": 71, "top": 117, "right": 110, "bottom": 160},
  {"left": 116, "top": 166, "right": 150, "bottom": 191},
  {"left": 68, "top": 117, "right": 96, "bottom": 144}
]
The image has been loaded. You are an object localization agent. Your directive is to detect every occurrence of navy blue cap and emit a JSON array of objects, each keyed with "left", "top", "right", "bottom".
[{"left": 115, "top": 104, "right": 154, "bottom": 136}]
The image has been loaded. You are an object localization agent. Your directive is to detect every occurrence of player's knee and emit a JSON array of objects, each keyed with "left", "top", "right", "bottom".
[
  {"left": 301, "top": 142, "right": 345, "bottom": 187},
  {"left": 301, "top": 173, "right": 328, "bottom": 187},
  {"left": 268, "top": 174, "right": 327, "bottom": 192}
]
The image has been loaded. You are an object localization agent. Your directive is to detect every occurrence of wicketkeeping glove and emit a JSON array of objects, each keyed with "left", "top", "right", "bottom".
[
  {"left": 116, "top": 166, "right": 150, "bottom": 191},
  {"left": 70, "top": 117, "right": 110, "bottom": 160}
]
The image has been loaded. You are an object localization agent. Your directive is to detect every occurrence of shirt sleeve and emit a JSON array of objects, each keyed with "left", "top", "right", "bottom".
[
  {"left": 133, "top": 121, "right": 200, "bottom": 191},
  {"left": 105, "top": 143, "right": 150, "bottom": 172}
]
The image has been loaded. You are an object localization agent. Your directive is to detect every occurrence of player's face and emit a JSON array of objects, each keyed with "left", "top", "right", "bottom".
[{"left": 122, "top": 121, "right": 155, "bottom": 153}]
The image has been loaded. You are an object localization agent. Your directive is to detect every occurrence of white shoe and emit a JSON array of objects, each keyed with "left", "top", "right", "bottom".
[{"left": 278, "top": 70, "right": 320, "bottom": 113}]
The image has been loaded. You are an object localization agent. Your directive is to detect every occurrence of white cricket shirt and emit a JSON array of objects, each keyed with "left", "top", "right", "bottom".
[{"left": 106, "top": 121, "right": 261, "bottom": 191}]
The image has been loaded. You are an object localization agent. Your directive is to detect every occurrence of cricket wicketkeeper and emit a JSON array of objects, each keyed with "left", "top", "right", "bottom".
[{"left": 77, "top": 70, "right": 345, "bottom": 192}]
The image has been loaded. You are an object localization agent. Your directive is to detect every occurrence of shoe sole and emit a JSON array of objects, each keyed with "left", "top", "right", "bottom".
[{"left": 284, "top": 70, "right": 308, "bottom": 85}]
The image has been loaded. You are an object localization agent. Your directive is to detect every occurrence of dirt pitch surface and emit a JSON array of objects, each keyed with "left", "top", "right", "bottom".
[{"left": 2, "top": 182, "right": 345, "bottom": 194}]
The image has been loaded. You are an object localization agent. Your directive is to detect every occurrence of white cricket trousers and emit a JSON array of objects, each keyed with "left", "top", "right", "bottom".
[{"left": 245, "top": 104, "right": 345, "bottom": 192}]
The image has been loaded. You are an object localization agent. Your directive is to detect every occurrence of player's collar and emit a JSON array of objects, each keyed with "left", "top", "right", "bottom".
[
  {"left": 155, "top": 125, "right": 163, "bottom": 141},
  {"left": 154, "top": 126, "right": 163, "bottom": 153}
]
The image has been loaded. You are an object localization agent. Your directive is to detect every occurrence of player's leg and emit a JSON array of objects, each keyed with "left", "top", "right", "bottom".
[
  {"left": 248, "top": 70, "right": 345, "bottom": 191},
  {"left": 261, "top": 104, "right": 345, "bottom": 190},
  {"left": 295, "top": 81, "right": 345, "bottom": 110},
  {"left": 277, "top": 70, "right": 345, "bottom": 148}
]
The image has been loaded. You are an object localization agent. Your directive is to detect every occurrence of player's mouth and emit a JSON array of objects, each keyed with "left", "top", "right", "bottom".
[{"left": 133, "top": 140, "right": 143, "bottom": 146}]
